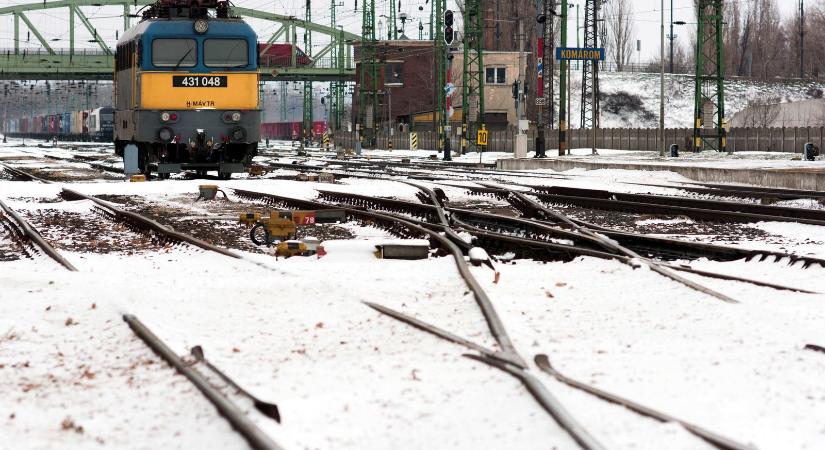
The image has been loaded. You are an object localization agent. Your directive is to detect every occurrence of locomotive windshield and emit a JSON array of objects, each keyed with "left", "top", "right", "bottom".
[
  {"left": 152, "top": 39, "right": 197, "bottom": 67},
  {"left": 204, "top": 39, "right": 249, "bottom": 67}
]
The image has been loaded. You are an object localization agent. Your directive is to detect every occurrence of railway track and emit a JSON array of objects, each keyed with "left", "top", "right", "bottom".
[
  {"left": 238, "top": 183, "right": 756, "bottom": 448},
  {"left": 60, "top": 188, "right": 242, "bottom": 259},
  {"left": 0, "top": 197, "right": 77, "bottom": 270},
  {"left": 8, "top": 189, "right": 285, "bottom": 448},
  {"left": 313, "top": 188, "right": 825, "bottom": 273},
  {"left": 530, "top": 185, "right": 825, "bottom": 226},
  {"left": 0, "top": 161, "right": 54, "bottom": 183},
  {"left": 124, "top": 315, "right": 284, "bottom": 450},
  {"left": 234, "top": 186, "right": 627, "bottom": 447},
  {"left": 625, "top": 181, "right": 825, "bottom": 202}
]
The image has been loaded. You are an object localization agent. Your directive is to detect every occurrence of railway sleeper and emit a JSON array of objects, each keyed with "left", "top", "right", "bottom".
[
  {"left": 0, "top": 214, "right": 36, "bottom": 261},
  {"left": 90, "top": 206, "right": 182, "bottom": 249}
]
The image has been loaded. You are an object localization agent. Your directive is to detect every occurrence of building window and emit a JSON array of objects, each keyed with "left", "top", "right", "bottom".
[
  {"left": 384, "top": 62, "right": 403, "bottom": 86},
  {"left": 485, "top": 67, "right": 506, "bottom": 84}
]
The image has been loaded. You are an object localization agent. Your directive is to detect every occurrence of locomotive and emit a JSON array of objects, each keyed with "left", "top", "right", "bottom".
[{"left": 114, "top": 0, "right": 260, "bottom": 179}]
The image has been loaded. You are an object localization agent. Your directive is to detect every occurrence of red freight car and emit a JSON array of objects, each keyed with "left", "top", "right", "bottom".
[{"left": 257, "top": 43, "right": 312, "bottom": 67}]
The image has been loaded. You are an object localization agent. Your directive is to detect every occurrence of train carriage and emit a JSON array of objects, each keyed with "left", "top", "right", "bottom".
[
  {"left": 114, "top": 0, "right": 260, "bottom": 179},
  {"left": 89, "top": 107, "right": 115, "bottom": 141}
]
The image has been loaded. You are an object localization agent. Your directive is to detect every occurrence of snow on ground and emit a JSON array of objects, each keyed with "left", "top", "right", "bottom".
[
  {"left": 472, "top": 257, "right": 825, "bottom": 449},
  {"left": 3, "top": 142, "right": 825, "bottom": 449},
  {"left": 559, "top": 71, "right": 825, "bottom": 129}
]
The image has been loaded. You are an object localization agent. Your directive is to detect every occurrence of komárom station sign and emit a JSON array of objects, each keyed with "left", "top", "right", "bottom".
[{"left": 555, "top": 47, "right": 605, "bottom": 61}]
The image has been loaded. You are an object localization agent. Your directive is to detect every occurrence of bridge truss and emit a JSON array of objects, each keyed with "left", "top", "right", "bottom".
[{"left": 0, "top": 0, "right": 359, "bottom": 82}]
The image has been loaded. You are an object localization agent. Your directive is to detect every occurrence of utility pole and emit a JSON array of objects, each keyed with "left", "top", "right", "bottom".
[
  {"left": 536, "top": 0, "right": 554, "bottom": 159},
  {"left": 669, "top": 0, "right": 674, "bottom": 74},
  {"left": 800, "top": 0, "right": 805, "bottom": 79},
  {"left": 693, "top": 0, "right": 726, "bottom": 153},
  {"left": 559, "top": 0, "right": 568, "bottom": 156},
  {"left": 660, "top": 0, "right": 665, "bottom": 156},
  {"left": 436, "top": 2, "right": 450, "bottom": 160},
  {"left": 580, "top": 0, "right": 600, "bottom": 134},
  {"left": 462, "top": 0, "right": 484, "bottom": 154},
  {"left": 280, "top": 82, "right": 288, "bottom": 123},
  {"left": 389, "top": 0, "right": 397, "bottom": 39},
  {"left": 329, "top": 0, "right": 340, "bottom": 133},
  {"left": 514, "top": 19, "right": 528, "bottom": 158},
  {"left": 302, "top": 0, "right": 313, "bottom": 146},
  {"left": 358, "top": 0, "right": 379, "bottom": 149}
]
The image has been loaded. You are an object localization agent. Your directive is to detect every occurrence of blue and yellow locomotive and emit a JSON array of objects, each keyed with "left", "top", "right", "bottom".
[{"left": 114, "top": 0, "right": 259, "bottom": 179}]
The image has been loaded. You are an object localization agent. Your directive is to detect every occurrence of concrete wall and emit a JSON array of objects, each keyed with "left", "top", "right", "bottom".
[
  {"left": 496, "top": 158, "right": 825, "bottom": 191},
  {"left": 731, "top": 98, "right": 825, "bottom": 128}
]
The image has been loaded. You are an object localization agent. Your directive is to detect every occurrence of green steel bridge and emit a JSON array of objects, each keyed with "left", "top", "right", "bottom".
[{"left": 0, "top": 0, "right": 359, "bottom": 82}]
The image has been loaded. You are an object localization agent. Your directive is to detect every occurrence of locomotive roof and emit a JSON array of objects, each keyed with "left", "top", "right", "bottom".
[{"left": 117, "top": 17, "right": 255, "bottom": 47}]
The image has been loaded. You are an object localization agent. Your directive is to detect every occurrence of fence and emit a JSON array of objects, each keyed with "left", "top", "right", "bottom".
[{"left": 332, "top": 127, "right": 824, "bottom": 153}]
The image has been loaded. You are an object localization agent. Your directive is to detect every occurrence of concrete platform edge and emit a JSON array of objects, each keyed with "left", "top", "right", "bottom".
[{"left": 496, "top": 158, "right": 825, "bottom": 191}]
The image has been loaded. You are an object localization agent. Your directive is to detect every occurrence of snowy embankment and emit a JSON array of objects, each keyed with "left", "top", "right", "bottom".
[{"left": 559, "top": 70, "right": 825, "bottom": 129}]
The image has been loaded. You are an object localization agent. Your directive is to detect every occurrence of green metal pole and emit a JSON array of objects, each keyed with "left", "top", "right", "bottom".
[
  {"left": 303, "top": 0, "right": 313, "bottom": 145},
  {"left": 358, "top": 0, "right": 378, "bottom": 148},
  {"left": 434, "top": 0, "right": 447, "bottom": 158},
  {"left": 559, "top": 0, "right": 568, "bottom": 155},
  {"left": 462, "top": 0, "right": 484, "bottom": 154},
  {"left": 389, "top": 0, "right": 397, "bottom": 39},
  {"left": 429, "top": 2, "right": 434, "bottom": 40},
  {"left": 329, "top": 0, "right": 338, "bottom": 132},
  {"left": 693, "top": 1, "right": 704, "bottom": 152},
  {"left": 716, "top": 0, "right": 726, "bottom": 153}
]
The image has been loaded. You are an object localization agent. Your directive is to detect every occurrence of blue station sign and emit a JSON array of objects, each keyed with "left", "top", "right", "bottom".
[{"left": 555, "top": 47, "right": 606, "bottom": 61}]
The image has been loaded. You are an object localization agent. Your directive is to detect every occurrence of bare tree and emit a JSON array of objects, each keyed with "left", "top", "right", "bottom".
[
  {"left": 604, "top": 0, "right": 634, "bottom": 71},
  {"left": 741, "top": 97, "right": 781, "bottom": 127}
]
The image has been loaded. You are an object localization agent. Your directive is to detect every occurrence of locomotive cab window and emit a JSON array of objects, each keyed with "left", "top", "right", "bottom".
[
  {"left": 204, "top": 39, "right": 249, "bottom": 67},
  {"left": 152, "top": 39, "right": 197, "bottom": 67}
]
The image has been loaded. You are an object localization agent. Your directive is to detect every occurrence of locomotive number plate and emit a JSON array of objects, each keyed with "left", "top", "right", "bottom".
[{"left": 172, "top": 75, "right": 228, "bottom": 88}]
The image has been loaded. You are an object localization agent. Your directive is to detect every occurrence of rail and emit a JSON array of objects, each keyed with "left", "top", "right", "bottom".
[
  {"left": 0, "top": 197, "right": 77, "bottom": 271},
  {"left": 61, "top": 188, "right": 242, "bottom": 259},
  {"left": 123, "top": 314, "right": 283, "bottom": 450},
  {"left": 0, "top": 161, "right": 53, "bottom": 183}
]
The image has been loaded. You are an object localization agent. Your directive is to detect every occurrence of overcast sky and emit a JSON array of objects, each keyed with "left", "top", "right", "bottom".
[{"left": 0, "top": 0, "right": 802, "bottom": 61}]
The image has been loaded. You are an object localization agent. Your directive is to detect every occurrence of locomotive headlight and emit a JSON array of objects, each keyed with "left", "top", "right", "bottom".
[
  {"left": 160, "top": 112, "right": 170, "bottom": 122},
  {"left": 231, "top": 112, "right": 241, "bottom": 122},
  {"left": 230, "top": 126, "right": 247, "bottom": 142},
  {"left": 193, "top": 19, "right": 209, "bottom": 34},
  {"left": 158, "top": 126, "right": 174, "bottom": 143}
]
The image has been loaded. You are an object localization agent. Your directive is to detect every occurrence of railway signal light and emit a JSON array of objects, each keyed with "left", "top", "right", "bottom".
[{"left": 444, "top": 10, "right": 454, "bottom": 45}]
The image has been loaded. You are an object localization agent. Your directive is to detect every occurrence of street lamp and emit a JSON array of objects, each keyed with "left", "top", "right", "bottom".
[{"left": 660, "top": 0, "right": 665, "bottom": 157}]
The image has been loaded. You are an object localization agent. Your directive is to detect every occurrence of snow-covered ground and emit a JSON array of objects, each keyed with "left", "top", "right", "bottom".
[{"left": 2, "top": 140, "right": 825, "bottom": 449}]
